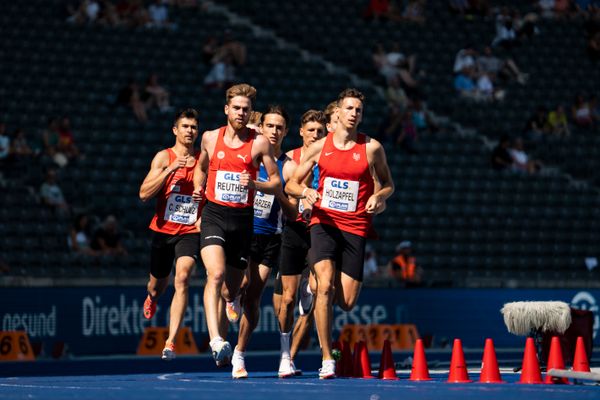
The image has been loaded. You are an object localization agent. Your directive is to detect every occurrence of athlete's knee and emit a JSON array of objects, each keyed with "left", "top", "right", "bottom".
[
  {"left": 205, "top": 269, "right": 225, "bottom": 285},
  {"left": 280, "top": 289, "right": 296, "bottom": 309},
  {"left": 317, "top": 281, "right": 334, "bottom": 298},
  {"left": 173, "top": 273, "right": 190, "bottom": 291}
]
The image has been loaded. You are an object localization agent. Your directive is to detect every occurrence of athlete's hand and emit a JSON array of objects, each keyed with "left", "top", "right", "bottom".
[
  {"left": 303, "top": 188, "right": 320, "bottom": 206},
  {"left": 168, "top": 155, "right": 188, "bottom": 173},
  {"left": 239, "top": 170, "right": 256, "bottom": 190},
  {"left": 365, "top": 194, "right": 384, "bottom": 214},
  {"left": 192, "top": 186, "right": 204, "bottom": 202}
]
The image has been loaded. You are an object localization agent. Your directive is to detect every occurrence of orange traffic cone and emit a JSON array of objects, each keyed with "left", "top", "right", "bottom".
[
  {"left": 572, "top": 336, "right": 590, "bottom": 372},
  {"left": 447, "top": 338, "right": 472, "bottom": 383},
  {"left": 479, "top": 338, "right": 505, "bottom": 383},
  {"left": 378, "top": 339, "right": 399, "bottom": 380},
  {"left": 353, "top": 341, "right": 375, "bottom": 379},
  {"left": 544, "top": 336, "right": 568, "bottom": 384},
  {"left": 409, "top": 338, "right": 431, "bottom": 381},
  {"left": 518, "top": 337, "right": 542, "bottom": 384}
]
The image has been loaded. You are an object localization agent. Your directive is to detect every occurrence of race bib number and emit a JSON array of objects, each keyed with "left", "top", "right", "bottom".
[
  {"left": 214, "top": 170, "right": 248, "bottom": 204},
  {"left": 254, "top": 191, "right": 275, "bottom": 219},
  {"left": 164, "top": 194, "right": 199, "bottom": 225},
  {"left": 321, "top": 177, "right": 359, "bottom": 212}
]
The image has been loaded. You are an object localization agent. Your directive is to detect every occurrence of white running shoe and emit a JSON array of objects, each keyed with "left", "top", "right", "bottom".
[
  {"left": 226, "top": 295, "right": 242, "bottom": 323},
  {"left": 278, "top": 356, "right": 295, "bottom": 378},
  {"left": 231, "top": 350, "right": 248, "bottom": 379},
  {"left": 210, "top": 338, "right": 233, "bottom": 367},
  {"left": 318, "top": 359, "right": 336, "bottom": 379},
  {"left": 161, "top": 343, "right": 175, "bottom": 361},
  {"left": 291, "top": 360, "right": 302, "bottom": 376},
  {"left": 298, "top": 276, "right": 313, "bottom": 316}
]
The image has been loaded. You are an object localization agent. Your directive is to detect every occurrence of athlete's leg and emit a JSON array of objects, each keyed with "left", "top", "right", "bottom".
[
  {"left": 290, "top": 311, "right": 314, "bottom": 360},
  {"left": 146, "top": 274, "right": 169, "bottom": 301},
  {"left": 334, "top": 271, "right": 362, "bottom": 311},
  {"left": 165, "top": 256, "right": 195, "bottom": 346},
  {"left": 313, "top": 259, "right": 336, "bottom": 360},
  {"left": 237, "top": 262, "right": 270, "bottom": 352},
  {"left": 278, "top": 274, "right": 301, "bottom": 333},
  {"left": 201, "top": 245, "right": 227, "bottom": 341}
]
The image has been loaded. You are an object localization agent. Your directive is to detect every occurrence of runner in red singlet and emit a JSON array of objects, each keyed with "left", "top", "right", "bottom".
[
  {"left": 139, "top": 109, "right": 202, "bottom": 361},
  {"left": 192, "top": 83, "right": 281, "bottom": 367},
  {"left": 286, "top": 89, "right": 394, "bottom": 379}
]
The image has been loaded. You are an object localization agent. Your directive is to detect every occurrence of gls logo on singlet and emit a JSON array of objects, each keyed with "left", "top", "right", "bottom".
[{"left": 331, "top": 180, "right": 349, "bottom": 189}]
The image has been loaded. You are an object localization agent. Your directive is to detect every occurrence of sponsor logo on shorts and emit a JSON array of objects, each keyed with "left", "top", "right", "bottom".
[{"left": 204, "top": 235, "right": 225, "bottom": 242}]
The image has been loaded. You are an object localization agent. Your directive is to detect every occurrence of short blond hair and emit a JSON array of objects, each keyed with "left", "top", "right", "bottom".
[
  {"left": 226, "top": 83, "right": 257, "bottom": 105},
  {"left": 248, "top": 111, "right": 262, "bottom": 126}
]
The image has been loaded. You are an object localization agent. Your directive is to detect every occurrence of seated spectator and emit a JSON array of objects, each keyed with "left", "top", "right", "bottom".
[
  {"left": 202, "top": 36, "right": 219, "bottom": 66},
  {"left": 411, "top": 99, "right": 439, "bottom": 134},
  {"left": 117, "top": 79, "right": 148, "bottom": 123},
  {"left": 0, "top": 122, "right": 10, "bottom": 169},
  {"left": 57, "top": 117, "right": 82, "bottom": 162},
  {"left": 536, "top": 0, "right": 557, "bottom": 18},
  {"left": 509, "top": 137, "right": 543, "bottom": 174},
  {"left": 388, "top": 241, "right": 423, "bottom": 287},
  {"left": 401, "top": 0, "right": 426, "bottom": 24},
  {"left": 143, "top": 73, "right": 172, "bottom": 113},
  {"left": 10, "top": 128, "right": 34, "bottom": 160},
  {"left": 572, "top": 94, "right": 595, "bottom": 128},
  {"left": 363, "top": 244, "right": 380, "bottom": 279},
  {"left": 68, "top": 214, "right": 98, "bottom": 256},
  {"left": 492, "top": 8, "right": 519, "bottom": 49},
  {"left": 386, "top": 76, "right": 408, "bottom": 112},
  {"left": 476, "top": 72, "right": 505, "bottom": 101},
  {"left": 453, "top": 45, "right": 477, "bottom": 74},
  {"left": 42, "top": 118, "right": 69, "bottom": 168},
  {"left": 491, "top": 134, "right": 513, "bottom": 171},
  {"left": 523, "top": 107, "right": 549, "bottom": 143},
  {"left": 477, "top": 46, "right": 528, "bottom": 84},
  {"left": 40, "top": 168, "right": 70, "bottom": 218},
  {"left": 203, "top": 30, "right": 244, "bottom": 89},
  {"left": 219, "top": 30, "right": 247, "bottom": 68},
  {"left": 454, "top": 67, "right": 487, "bottom": 101},
  {"left": 92, "top": 215, "right": 128, "bottom": 256},
  {"left": 146, "top": 0, "right": 172, "bottom": 29},
  {"left": 547, "top": 105, "right": 571, "bottom": 138}
]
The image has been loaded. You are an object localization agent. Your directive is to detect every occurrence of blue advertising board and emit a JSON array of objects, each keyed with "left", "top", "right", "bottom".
[{"left": 1, "top": 287, "right": 598, "bottom": 356}]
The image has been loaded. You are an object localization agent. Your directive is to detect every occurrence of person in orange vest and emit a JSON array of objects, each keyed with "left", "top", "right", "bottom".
[{"left": 388, "top": 241, "right": 422, "bottom": 285}]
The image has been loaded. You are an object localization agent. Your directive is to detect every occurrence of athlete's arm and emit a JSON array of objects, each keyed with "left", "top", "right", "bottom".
[
  {"left": 139, "top": 150, "right": 187, "bottom": 202},
  {"left": 240, "top": 135, "right": 281, "bottom": 194},
  {"left": 365, "top": 138, "right": 394, "bottom": 214},
  {"left": 192, "top": 131, "right": 211, "bottom": 201},
  {"left": 285, "top": 139, "right": 324, "bottom": 206},
  {"left": 277, "top": 157, "right": 300, "bottom": 221}
]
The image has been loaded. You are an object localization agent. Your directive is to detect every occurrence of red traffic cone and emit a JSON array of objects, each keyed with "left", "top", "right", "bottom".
[
  {"left": 378, "top": 339, "right": 399, "bottom": 380},
  {"left": 410, "top": 338, "right": 431, "bottom": 381},
  {"left": 479, "top": 338, "right": 505, "bottom": 383},
  {"left": 338, "top": 340, "right": 354, "bottom": 377},
  {"left": 573, "top": 336, "right": 590, "bottom": 372},
  {"left": 353, "top": 341, "right": 375, "bottom": 379},
  {"left": 447, "top": 338, "right": 472, "bottom": 383},
  {"left": 544, "top": 336, "right": 568, "bottom": 384},
  {"left": 518, "top": 337, "right": 542, "bottom": 384}
]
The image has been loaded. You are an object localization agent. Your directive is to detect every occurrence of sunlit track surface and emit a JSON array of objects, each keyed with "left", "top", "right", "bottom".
[{"left": 1, "top": 370, "right": 599, "bottom": 400}]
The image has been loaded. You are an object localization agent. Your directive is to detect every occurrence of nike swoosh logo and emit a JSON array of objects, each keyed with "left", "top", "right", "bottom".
[{"left": 325, "top": 152, "right": 334, "bottom": 156}]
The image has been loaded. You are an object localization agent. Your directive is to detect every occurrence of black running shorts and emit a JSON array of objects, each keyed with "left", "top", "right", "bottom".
[
  {"left": 309, "top": 223, "right": 367, "bottom": 282},
  {"left": 150, "top": 232, "right": 200, "bottom": 279},
  {"left": 200, "top": 201, "right": 253, "bottom": 270},
  {"left": 250, "top": 233, "right": 282, "bottom": 270},
  {"left": 279, "top": 221, "right": 311, "bottom": 276}
]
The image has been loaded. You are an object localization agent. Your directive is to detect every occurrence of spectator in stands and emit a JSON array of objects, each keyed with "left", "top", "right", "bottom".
[
  {"left": 509, "top": 137, "right": 543, "bottom": 174},
  {"left": 491, "top": 134, "right": 513, "bottom": 171},
  {"left": 66, "top": 0, "right": 101, "bottom": 25},
  {"left": 203, "top": 31, "right": 245, "bottom": 90},
  {"left": 117, "top": 79, "right": 148, "bottom": 123},
  {"left": 68, "top": 213, "right": 98, "bottom": 256},
  {"left": 92, "top": 215, "right": 128, "bottom": 256},
  {"left": 572, "top": 94, "right": 595, "bottom": 128},
  {"left": 411, "top": 99, "right": 439, "bottom": 134},
  {"left": 401, "top": 0, "right": 427, "bottom": 24},
  {"left": 143, "top": 73, "right": 172, "bottom": 113},
  {"left": 42, "top": 117, "right": 69, "bottom": 168},
  {"left": 146, "top": 0, "right": 172, "bottom": 29},
  {"left": 547, "top": 105, "right": 571, "bottom": 138},
  {"left": 98, "top": 0, "right": 121, "bottom": 27},
  {"left": 202, "top": 36, "right": 219, "bottom": 65},
  {"left": 386, "top": 76, "right": 408, "bottom": 112},
  {"left": 388, "top": 241, "right": 423, "bottom": 287},
  {"left": 363, "top": 0, "right": 391, "bottom": 20},
  {"left": 363, "top": 244, "right": 380, "bottom": 279},
  {"left": 453, "top": 45, "right": 477, "bottom": 74},
  {"left": 492, "top": 8, "right": 519, "bottom": 49},
  {"left": 523, "top": 107, "right": 549, "bottom": 143},
  {"left": 476, "top": 72, "right": 505, "bottom": 102},
  {"left": 57, "top": 117, "right": 82, "bottom": 163},
  {"left": 397, "top": 58, "right": 422, "bottom": 100},
  {"left": 0, "top": 122, "right": 10, "bottom": 169},
  {"left": 454, "top": 67, "right": 487, "bottom": 102},
  {"left": 40, "top": 168, "right": 70, "bottom": 218},
  {"left": 116, "top": 0, "right": 149, "bottom": 28},
  {"left": 9, "top": 128, "right": 35, "bottom": 173},
  {"left": 219, "top": 30, "right": 247, "bottom": 68},
  {"left": 477, "top": 46, "right": 528, "bottom": 85},
  {"left": 536, "top": 0, "right": 558, "bottom": 18}
]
